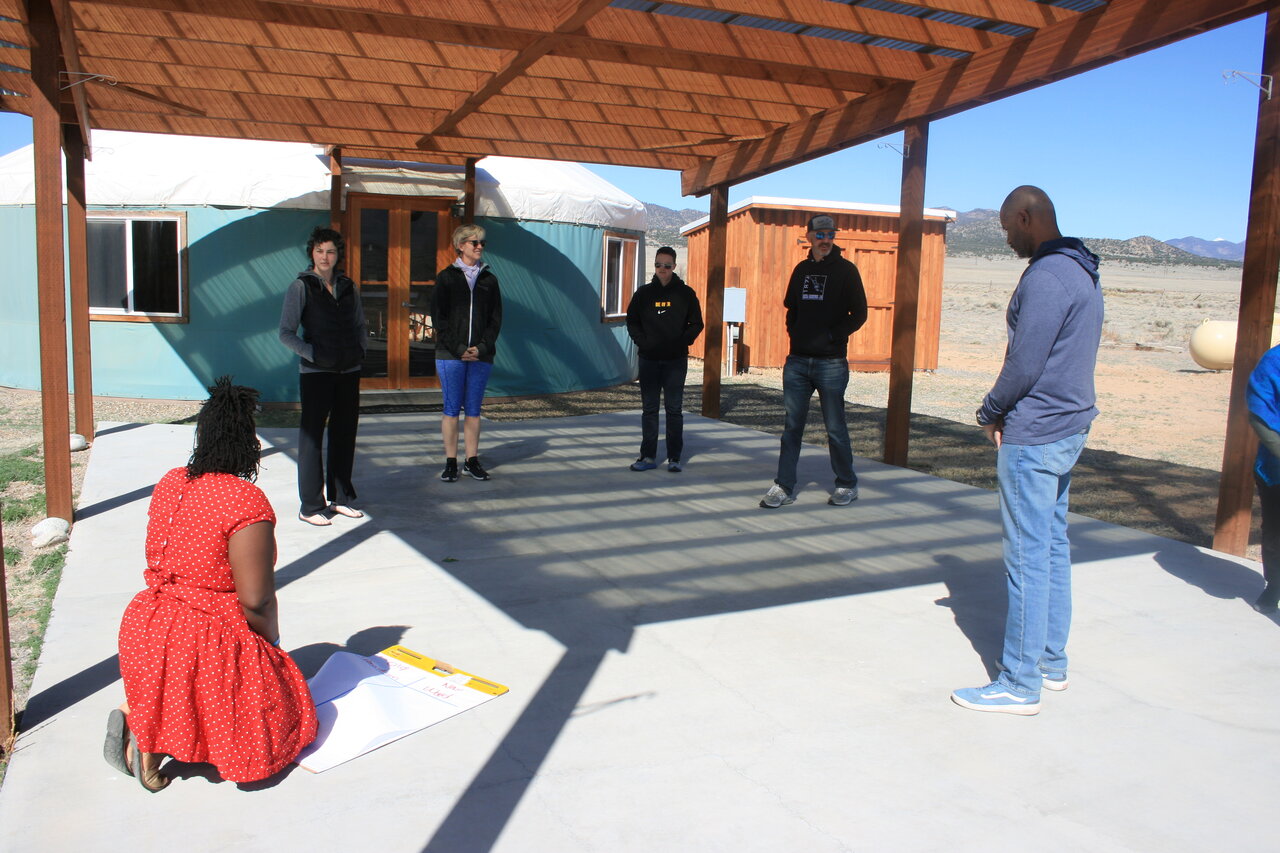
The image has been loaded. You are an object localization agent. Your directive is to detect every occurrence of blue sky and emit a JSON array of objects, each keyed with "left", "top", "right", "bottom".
[
  {"left": 0, "top": 14, "right": 1263, "bottom": 242},
  {"left": 583, "top": 14, "right": 1267, "bottom": 244}
]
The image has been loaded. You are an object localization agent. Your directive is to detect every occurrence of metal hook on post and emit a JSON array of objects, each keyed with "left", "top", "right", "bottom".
[
  {"left": 877, "top": 140, "right": 911, "bottom": 158},
  {"left": 1223, "top": 69, "right": 1273, "bottom": 99},
  {"left": 59, "top": 71, "right": 117, "bottom": 91}
]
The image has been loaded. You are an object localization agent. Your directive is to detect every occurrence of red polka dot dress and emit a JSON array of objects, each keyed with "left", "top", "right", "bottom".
[{"left": 118, "top": 468, "right": 318, "bottom": 784}]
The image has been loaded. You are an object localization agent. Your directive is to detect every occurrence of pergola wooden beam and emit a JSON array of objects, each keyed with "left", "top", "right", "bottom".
[
  {"left": 28, "top": 0, "right": 72, "bottom": 523},
  {"left": 884, "top": 121, "right": 929, "bottom": 468},
  {"left": 701, "top": 185, "right": 729, "bottom": 420},
  {"left": 64, "top": 121, "right": 93, "bottom": 443},
  {"left": 81, "top": 0, "right": 918, "bottom": 93},
  {"left": 1214, "top": 5, "right": 1280, "bottom": 556},
  {"left": 682, "top": 0, "right": 1273, "bottom": 195},
  {"left": 49, "top": 0, "right": 90, "bottom": 149},
  {"left": 675, "top": 0, "right": 1017, "bottom": 54},
  {"left": 421, "top": 0, "right": 616, "bottom": 142}
]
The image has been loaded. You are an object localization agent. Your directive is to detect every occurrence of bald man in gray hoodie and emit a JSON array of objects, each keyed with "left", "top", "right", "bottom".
[{"left": 952, "top": 186, "right": 1104, "bottom": 716}]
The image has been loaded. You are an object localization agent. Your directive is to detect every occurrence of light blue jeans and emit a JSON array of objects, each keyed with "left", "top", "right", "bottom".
[
  {"left": 775, "top": 355, "right": 856, "bottom": 494},
  {"left": 994, "top": 429, "right": 1089, "bottom": 697}
]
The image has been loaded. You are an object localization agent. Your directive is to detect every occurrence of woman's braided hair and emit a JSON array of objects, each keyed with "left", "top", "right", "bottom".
[{"left": 186, "top": 376, "right": 262, "bottom": 482}]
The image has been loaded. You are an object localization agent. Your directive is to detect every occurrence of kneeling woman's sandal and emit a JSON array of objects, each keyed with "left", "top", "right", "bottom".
[
  {"left": 130, "top": 734, "right": 170, "bottom": 793},
  {"left": 102, "top": 709, "right": 133, "bottom": 777}
]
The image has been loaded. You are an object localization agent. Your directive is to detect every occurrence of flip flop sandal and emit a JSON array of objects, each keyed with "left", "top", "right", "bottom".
[
  {"left": 130, "top": 733, "right": 170, "bottom": 793},
  {"left": 329, "top": 504, "right": 364, "bottom": 519},
  {"left": 102, "top": 709, "right": 133, "bottom": 777},
  {"left": 298, "top": 512, "right": 332, "bottom": 527}
]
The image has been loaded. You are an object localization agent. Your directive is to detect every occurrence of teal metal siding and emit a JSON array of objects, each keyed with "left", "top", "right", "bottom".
[{"left": 0, "top": 208, "right": 640, "bottom": 401}]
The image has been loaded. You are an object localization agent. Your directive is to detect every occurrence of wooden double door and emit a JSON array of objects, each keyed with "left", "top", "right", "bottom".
[{"left": 347, "top": 194, "right": 457, "bottom": 390}]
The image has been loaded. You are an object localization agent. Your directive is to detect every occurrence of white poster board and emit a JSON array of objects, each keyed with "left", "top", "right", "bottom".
[{"left": 295, "top": 645, "right": 508, "bottom": 773}]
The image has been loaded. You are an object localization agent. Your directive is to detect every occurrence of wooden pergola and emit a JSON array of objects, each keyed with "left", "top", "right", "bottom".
[{"left": 0, "top": 0, "right": 1277, "bottom": 747}]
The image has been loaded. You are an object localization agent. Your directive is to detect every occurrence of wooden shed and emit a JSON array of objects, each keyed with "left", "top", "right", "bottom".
[{"left": 682, "top": 198, "right": 953, "bottom": 372}]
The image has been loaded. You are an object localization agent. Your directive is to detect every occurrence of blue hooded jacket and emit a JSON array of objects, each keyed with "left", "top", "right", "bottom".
[
  {"left": 1248, "top": 344, "right": 1280, "bottom": 486},
  {"left": 977, "top": 237, "right": 1104, "bottom": 445}
]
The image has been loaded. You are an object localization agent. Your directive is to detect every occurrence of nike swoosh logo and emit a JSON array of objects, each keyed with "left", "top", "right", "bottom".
[{"left": 657, "top": 309, "right": 667, "bottom": 314}]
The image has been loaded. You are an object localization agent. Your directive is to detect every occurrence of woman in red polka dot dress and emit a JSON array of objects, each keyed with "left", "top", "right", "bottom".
[{"left": 106, "top": 378, "right": 317, "bottom": 791}]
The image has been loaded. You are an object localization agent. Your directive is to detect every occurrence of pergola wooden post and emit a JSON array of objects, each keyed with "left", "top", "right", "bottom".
[
  {"left": 1213, "top": 5, "right": 1280, "bottom": 556},
  {"left": 29, "top": 0, "right": 72, "bottom": 523},
  {"left": 0, "top": 519, "right": 14, "bottom": 755},
  {"left": 883, "top": 121, "right": 929, "bottom": 467},
  {"left": 64, "top": 123, "right": 94, "bottom": 443},
  {"left": 464, "top": 158, "right": 477, "bottom": 225},
  {"left": 701, "top": 184, "right": 728, "bottom": 418},
  {"left": 328, "top": 146, "right": 343, "bottom": 231}
]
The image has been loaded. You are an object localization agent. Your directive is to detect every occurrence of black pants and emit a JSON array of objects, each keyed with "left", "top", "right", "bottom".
[
  {"left": 298, "top": 370, "right": 360, "bottom": 515},
  {"left": 1256, "top": 473, "right": 1280, "bottom": 593},
  {"left": 638, "top": 356, "right": 687, "bottom": 462}
]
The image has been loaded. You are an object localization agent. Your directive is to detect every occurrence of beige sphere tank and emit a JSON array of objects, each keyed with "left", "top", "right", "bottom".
[{"left": 1189, "top": 317, "right": 1280, "bottom": 370}]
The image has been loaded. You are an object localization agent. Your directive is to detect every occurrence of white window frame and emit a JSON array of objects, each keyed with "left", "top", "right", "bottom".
[
  {"left": 87, "top": 211, "right": 188, "bottom": 323},
  {"left": 601, "top": 231, "right": 640, "bottom": 320}
]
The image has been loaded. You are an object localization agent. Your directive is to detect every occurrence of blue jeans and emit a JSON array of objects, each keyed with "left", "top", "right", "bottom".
[
  {"left": 638, "top": 356, "right": 687, "bottom": 461},
  {"left": 995, "top": 429, "right": 1089, "bottom": 697},
  {"left": 775, "top": 355, "right": 856, "bottom": 494}
]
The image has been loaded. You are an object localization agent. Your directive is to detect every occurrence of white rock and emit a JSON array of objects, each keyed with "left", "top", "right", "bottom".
[
  {"left": 31, "top": 517, "right": 71, "bottom": 548},
  {"left": 70, "top": 433, "right": 89, "bottom": 452}
]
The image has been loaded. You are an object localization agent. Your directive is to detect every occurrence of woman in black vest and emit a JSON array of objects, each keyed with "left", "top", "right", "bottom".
[{"left": 278, "top": 227, "right": 368, "bottom": 526}]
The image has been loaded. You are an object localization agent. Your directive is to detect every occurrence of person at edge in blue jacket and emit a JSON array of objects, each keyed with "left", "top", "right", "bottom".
[
  {"left": 1247, "top": 345, "right": 1280, "bottom": 613},
  {"left": 952, "top": 185, "right": 1105, "bottom": 716}
]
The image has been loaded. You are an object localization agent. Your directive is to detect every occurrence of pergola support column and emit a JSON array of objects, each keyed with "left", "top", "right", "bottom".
[
  {"left": 883, "top": 121, "right": 929, "bottom": 467},
  {"left": 0, "top": 520, "right": 13, "bottom": 755},
  {"left": 1214, "top": 6, "right": 1280, "bottom": 556},
  {"left": 29, "top": 0, "right": 72, "bottom": 522},
  {"left": 464, "top": 158, "right": 477, "bottom": 224},
  {"left": 701, "top": 184, "right": 728, "bottom": 418},
  {"left": 328, "top": 146, "right": 343, "bottom": 231},
  {"left": 64, "top": 123, "right": 94, "bottom": 443}
]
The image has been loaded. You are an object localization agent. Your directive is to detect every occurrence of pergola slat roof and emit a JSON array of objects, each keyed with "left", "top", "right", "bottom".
[{"left": 0, "top": 0, "right": 1265, "bottom": 182}]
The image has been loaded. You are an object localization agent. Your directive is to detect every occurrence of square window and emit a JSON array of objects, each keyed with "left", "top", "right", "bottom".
[
  {"left": 602, "top": 232, "right": 639, "bottom": 319},
  {"left": 88, "top": 213, "right": 186, "bottom": 321}
]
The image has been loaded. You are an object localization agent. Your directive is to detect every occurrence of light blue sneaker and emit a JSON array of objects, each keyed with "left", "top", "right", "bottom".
[
  {"left": 951, "top": 682, "right": 1040, "bottom": 716},
  {"left": 1041, "top": 672, "right": 1069, "bottom": 692},
  {"left": 630, "top": 457, "right": 657, "bottom": 471}
]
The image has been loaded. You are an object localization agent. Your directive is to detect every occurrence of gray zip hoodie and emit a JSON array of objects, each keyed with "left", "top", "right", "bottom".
[{"left": 977, "top": 237, "right": 1104, "bottom": 445}]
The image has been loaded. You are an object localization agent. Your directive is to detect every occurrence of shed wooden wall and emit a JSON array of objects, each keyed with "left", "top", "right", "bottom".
[{"left": 684, "top": 204, "right": 947, "bottom": 372}]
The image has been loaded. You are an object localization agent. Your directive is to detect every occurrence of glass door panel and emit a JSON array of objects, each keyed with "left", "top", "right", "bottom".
[
  {"left": 349, "top": 195, "right": 454, "bottom": 390},
  {"left": 408, "top": 210, "right": 439, "bottom": 379},
  {"left": 358, "top": 208, "right": 390, "bottom": 379}
]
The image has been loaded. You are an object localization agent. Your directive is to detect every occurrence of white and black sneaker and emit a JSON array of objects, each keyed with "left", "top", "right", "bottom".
[
  {"left": 440, "top": 459, "right": 459, "bottom": 482},
  {"left": 463, "top": 456, "right": 490, "bottom": 480}
]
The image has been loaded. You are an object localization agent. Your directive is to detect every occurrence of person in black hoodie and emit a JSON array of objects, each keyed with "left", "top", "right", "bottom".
[
  {"left": 432, "top": 224, "right": 503, "bottom": 482},
  {"left": 759, "top": 214, "right": 868, "bottom": 509},
  {"left": 625, "top": 246, "right": 704, "bottom": 472},
  {"left": 278, "top": 226, "right": 368, "bottom": 526}
]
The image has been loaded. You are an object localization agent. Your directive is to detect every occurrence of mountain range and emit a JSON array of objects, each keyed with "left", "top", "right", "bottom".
[{"left": 642, "top": 203, "right": 1244, "bottom": 267}]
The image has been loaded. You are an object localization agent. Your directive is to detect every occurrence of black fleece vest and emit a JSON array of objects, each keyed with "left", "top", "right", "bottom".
[{"left": 300, "top": 274, "right": 364, "bottom": 372}]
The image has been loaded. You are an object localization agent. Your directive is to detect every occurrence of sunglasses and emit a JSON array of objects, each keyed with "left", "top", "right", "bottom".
[
  {"left": 465, "top": 239, "right": 486, "bottom": 247},
  {"left": 655, "top": 262, "right": 674, "bottom": 269},
  {"left": 811, "top": 230, "right": 837, "bottom": 240}
]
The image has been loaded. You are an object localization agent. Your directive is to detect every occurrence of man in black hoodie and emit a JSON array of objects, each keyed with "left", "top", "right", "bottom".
[
  {"left": 760, "top": 214, "right": 868, "bottom": 508},
  {"left": 625, "top": 246, "right": 704, "bottom": 472}
]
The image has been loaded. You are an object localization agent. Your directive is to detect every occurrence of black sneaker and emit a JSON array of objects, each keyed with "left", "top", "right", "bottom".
[
  {"left": 440, "top": 459, "right": 459, "bottom": 482},
  {"left": 463, "top": 456, "right": 490, "bottom": 480}
]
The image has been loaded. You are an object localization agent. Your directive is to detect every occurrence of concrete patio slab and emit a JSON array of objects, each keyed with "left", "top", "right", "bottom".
[{"left": 1, "top": 411, "right": 1276, "bottom": 852}]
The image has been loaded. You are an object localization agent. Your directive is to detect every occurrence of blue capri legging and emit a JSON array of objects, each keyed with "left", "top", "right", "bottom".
[{"left": 437, "top": 359, "right": 493, "bottom": 418}]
